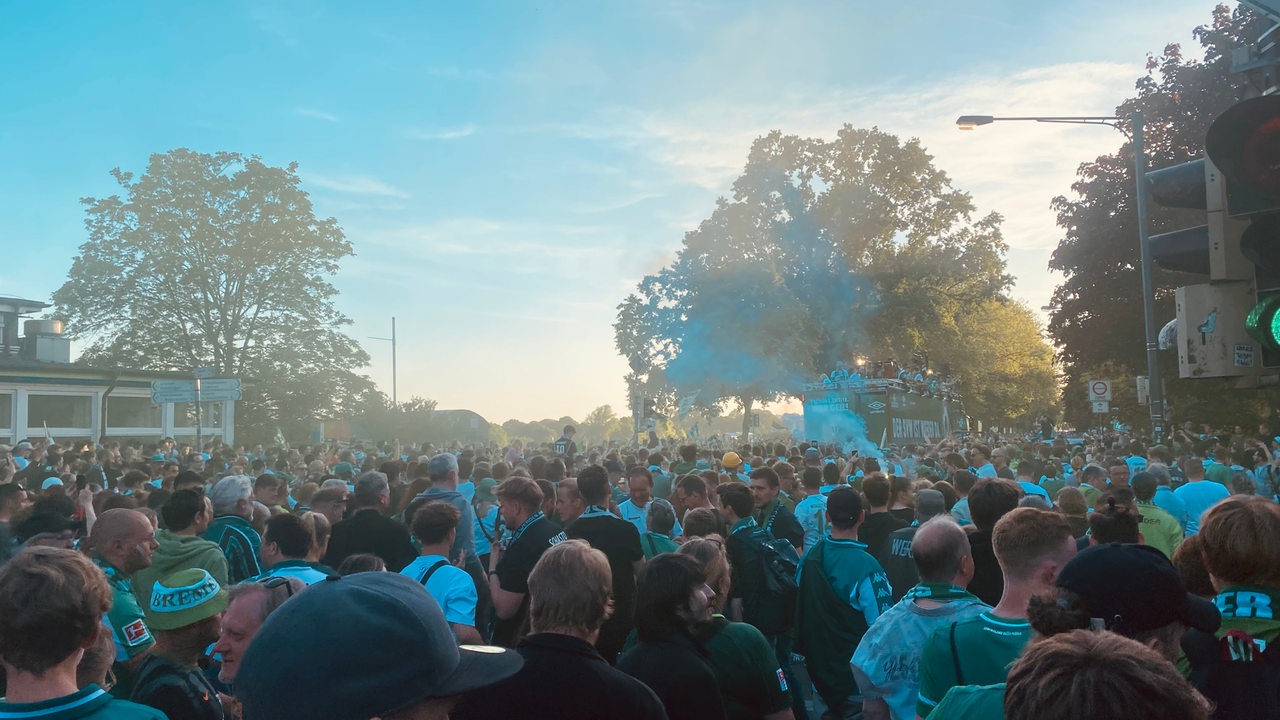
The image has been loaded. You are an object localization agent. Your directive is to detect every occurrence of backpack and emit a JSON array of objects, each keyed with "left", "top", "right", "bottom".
[
  {"left": 741, "top": 505, "right": 801, "bottom": 634},
  {"left": 1185, "top": 627, "right": 1280, "bottom": 720}
]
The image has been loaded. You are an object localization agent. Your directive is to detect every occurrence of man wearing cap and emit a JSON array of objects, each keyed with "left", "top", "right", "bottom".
[
  {"left": 795, "top": 486, "right": 893, "bottom": 720},
  {"left": 0, "top": 547, "right": 166, "bottom": 720},
  {"left": 12, "top": 440, "right": 33, "bottom": 470},
  {"left": 202, "top": 475, "right": 263, "bottom": 584},
  {"left": 851, "top": 517, "right": 987, "bottom": 720},
  {"left": 235, "top": 572, "right": 524, "bottom": 720},
  {"left": 722, "top": 451, "right": 750, "bottom": 483},
  {"left": 414, "top": 453, "right": 489, "bottom": 621},
  {"left": 489, "top": 476, "right": 569, "bottom": 647},
  {"left": 88, "top": 508, "right": 160, "bottom": 698},
  {"left": 133, "top": 489, "right": 228, "bottom": 604},
  {"left": 880, "top": 489, "right": 947, "bottom": 605},
  {"left": 453, "top": 540, "right": 667, "bottom": 720},
  {"left": 323, "top": 471, "right": 416, "bottom": 572},
  {"left": 130, "top": 569, "right": 227, "bottom": 720}
]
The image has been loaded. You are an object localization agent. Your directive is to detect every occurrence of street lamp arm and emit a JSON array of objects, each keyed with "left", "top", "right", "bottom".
[{"left": 956, "top": 114, "right": 1126, "bottom": 133}]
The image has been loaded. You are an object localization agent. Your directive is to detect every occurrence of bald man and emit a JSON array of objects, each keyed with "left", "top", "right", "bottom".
[
  {"left": 88, "top": 508, "right": 160, "bottom": 697},
  {"left": 851, "top": 517, "right": 990, "bottom": 720}
]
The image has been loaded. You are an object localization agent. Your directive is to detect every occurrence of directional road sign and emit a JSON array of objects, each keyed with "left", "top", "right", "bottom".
[{"left": 151, "top": 378, "right": 242, "bottom": 403}]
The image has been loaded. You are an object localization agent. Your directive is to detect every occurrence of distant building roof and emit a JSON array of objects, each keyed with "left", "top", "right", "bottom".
[{"left": 0, "top": 296, "right": 49, "bottom": 315}]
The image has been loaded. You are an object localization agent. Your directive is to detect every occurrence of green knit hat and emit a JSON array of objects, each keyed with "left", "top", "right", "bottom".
[{"left": 147, "top": 568, "right": 227, "bottom": 630}]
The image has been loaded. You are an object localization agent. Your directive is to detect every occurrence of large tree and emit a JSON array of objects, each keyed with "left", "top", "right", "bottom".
[
  {"left": 52, "top": 149, "right": 373, "bottom": 441},
  {"left": 1048, "top": 4, "right": 1275, "bottom": 429},
  {"left": 618, "top": 126, "right": 1055, "bottom": 434}
]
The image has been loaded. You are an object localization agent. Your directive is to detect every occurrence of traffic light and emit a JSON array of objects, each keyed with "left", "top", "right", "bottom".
[
  {"left": 642, "top": 397, "right": 657, "bottom": 420},
  {"left": 1207, "top": 95, "right": 1280, "bottom": 372}
]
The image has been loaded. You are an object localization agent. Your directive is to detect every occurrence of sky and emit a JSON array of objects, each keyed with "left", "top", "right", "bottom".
[{"left": 0, "top": 0, "right": 1225, "bottom": 423}]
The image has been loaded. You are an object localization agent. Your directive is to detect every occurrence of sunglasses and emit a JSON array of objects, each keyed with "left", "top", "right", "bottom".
[{"left": 257, "top": 576, "right": 297, "bottom": 600}]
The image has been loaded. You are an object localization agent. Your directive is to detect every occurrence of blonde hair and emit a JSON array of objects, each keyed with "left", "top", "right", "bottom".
[{"left": 678, "top": 535, "right": 730, "bottom": 612}]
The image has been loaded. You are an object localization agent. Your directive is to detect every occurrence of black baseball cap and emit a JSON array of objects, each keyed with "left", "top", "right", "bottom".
[
  {"left": 827, "top": 486, "right": 863, "bottom": 523},
  {"left": 236, "top": 572, "right": 522, "bottom": 720},
  {"left": 1056, "top": 543, "right": 1220, "bottom": 635}
]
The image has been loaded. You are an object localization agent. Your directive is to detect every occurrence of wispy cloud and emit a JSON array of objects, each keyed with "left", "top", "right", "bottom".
[
  {"left": 296, "top": 107, "right": 339, "bottom": 123},
  {"left": 403, "top": 124, "right": 477, "bottom": 141},
  {"left": 304, "top": 172, "right": 410, "bottom": 199}
]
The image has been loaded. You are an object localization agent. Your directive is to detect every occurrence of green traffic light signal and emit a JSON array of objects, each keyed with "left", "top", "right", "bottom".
[{"left": 1245, "top": 293, "right": 1280, "bottom": 351}]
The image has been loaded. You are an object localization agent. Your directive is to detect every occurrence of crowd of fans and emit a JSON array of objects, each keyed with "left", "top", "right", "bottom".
[{"left": 0, "top": 420, "right": 1278, "bottom": 719}]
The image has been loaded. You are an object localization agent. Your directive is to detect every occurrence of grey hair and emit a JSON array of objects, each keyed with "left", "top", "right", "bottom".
[
  {"left": 210, "top": 475, "right": 254, "bottom": 515},
  {"left": 1146, "top": 463, "right": 1173, "bottom": 487}
]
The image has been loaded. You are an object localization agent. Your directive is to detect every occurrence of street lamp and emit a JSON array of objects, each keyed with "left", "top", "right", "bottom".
[
  {"left": 369, "top": 317, "right": 398, "bottom": 406},
  {"left": 956, "top": 111, "right": 1166, "bottom": 444}
]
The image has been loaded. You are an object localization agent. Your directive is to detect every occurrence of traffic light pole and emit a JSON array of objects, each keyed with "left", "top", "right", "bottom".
[
  {"left": 1131, "top": 112, "right": 1166, "bottom": 444},
  {"left": 957, "top": 111, "right": 1165, "bottom": 444}
]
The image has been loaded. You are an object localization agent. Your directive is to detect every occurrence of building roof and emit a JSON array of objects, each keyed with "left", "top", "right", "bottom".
[{"left": 0, "top": 296, "right": 50, "bottom": 315}]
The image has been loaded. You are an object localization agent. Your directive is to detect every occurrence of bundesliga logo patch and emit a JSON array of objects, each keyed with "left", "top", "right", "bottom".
[
  {"left": 776, "top": 668, "right": 789, "bottom": 692},
  {"left": 123, "top": 619, "right": 151, "bottom": 646}
]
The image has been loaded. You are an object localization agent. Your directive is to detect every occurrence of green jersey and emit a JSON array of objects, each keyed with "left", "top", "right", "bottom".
[
  {"left": 0, "top": 685, "right": 166, "bottom": 719},
  {"left": 917, "top": 612, "right": 1031, "bottom": 717},
  {"left": 926, "top": 683, "right": 1005, "bottom": 720},
  {"left": 1136, "top": 501, "right": 1183, "bottom": 559}
]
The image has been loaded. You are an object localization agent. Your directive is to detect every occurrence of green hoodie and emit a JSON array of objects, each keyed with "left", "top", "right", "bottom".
[{"left": 131, "top": 529, "right": 230, "bottom": 604}]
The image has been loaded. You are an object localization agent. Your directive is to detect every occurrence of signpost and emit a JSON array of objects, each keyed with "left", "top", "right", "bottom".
[
  {"left": 1087, "top": 379, "right": 1113, "bottom": 403},
  {"left": 151, "top": 378, "right": 241, "bottom": 451}
]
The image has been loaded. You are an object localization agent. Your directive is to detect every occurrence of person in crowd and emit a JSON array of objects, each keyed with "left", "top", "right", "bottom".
[
  {"left": 969, "top": 446, "right": 997, "bottom": 478},
  {"left": 88, "top": 508, "right": 160, "bottom": 697},
  {"left": 1054, "top": 487, "right": 1090, "bottom": 538},
  {"left": 415, "top": 453, "right": 490, "bottom": 623},
  {"left": 1086, "top": 493, "right": 1141, "bottom": 546},
  {"left": 307, "top": 487, "right": 347, "bottom": 528},
  {"left": 255, "top": 512, "right": 334, "bottom": 584},
  {"left": 212, "top": 575, "right": 305, "bottom": 699},
  {"left": 881, "top": 488, "right": 946, "bottom": 605},
  {"left": 673, "top": 473, "right": 717, "bottom": 522},
  {"left": 235, "top": 572, "right": 524, "bottom": 720},
  {"left": 620, "top": 467, "right": 684, "bottom": 537},
  {"left": 130, "top": 569, "right": 227, "bottom": 720},
  {"left": 1077, "top": 464, "right": 1107, "bottom": 508},
  {"left": 202, "top": 475, "right": 263, "bottom": 584},
  {"left": 720, "top": 482, "right": 791, "bottom": 641},
  {"left": 1174, "top": 458, "right": 1230, "bottom": 535},
  {"left": 617, "top": 553, "right": 726, "bottom": 720},
  {"left": 402, "top": 501, "right": 482, "bottom": 644},
  {"left": 1147, "top": 462, "right": 1190, "bottom": 531},
  {"left": 888, "top": 475, "right": 917, "bottom": 523},
  {"left": 568, "top": 464, "right": 645, "bottom": 664},
  {"left": 963, "top": 478, "right": 1020, "bottom": 605},
  {"left": 795, "top": 486, "right": 892, "bottom": 720},
  {"left": 555, "top": 479, "right": 586, "bottom": 528},
  {"left": 675, "top": 536, "right": 793, "bottom": 720},
  {"left": 322, "top": 471, "right": 416, "bottom": 572},
  {"left": 793, "top": 466, "right": 828, "bottom": 553},
  {"left": 133, "top": 489, "right": 227, "bottom": 603},
  {"left": 947, "top": 469, "right": 976, "bottom": 526},
  {"left": 453, "top": 540, "right": 668, "bottom": 720},
  {"left": 489, "top": 475, "right": 569, "bottom": 647},
  {"left": 1184, "top": 495, "right": 1280, "bottom": 719},
  {"left": 722, "top": 452, "right": 750, "bottom": 483},
  {"left": 852, "top": 517, "right": 987, "bottom": 720},
  {"left": 748, "top": 467, "right": 803, "bottom": 550},
  {"left": 858, "top": 474, "right": 907, "bottom": 568},
  {"left": 0, "top": 482, "right": 28, "bottom": 565},
  {"left": 337, "top": 553, "right": 386, "bottom": 574},
  {"left": 0, "top": 547, "right": 165, "bottom": 719},
  {"left": 683, "top": 506, "right": 725, "bottom": 539},
  {"left": 915, "top": 507, "right": 1075, "bottom": 718},
  {"left": 642, "top": 498, "right": 680, "bottom": 559}
]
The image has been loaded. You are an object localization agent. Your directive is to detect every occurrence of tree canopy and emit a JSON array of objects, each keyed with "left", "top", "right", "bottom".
[
  {"left": 1047, "top": 4, "right": 1275, "bottom": 428},
  {"left": 617, "top": 126, "right": 1057, "bottom": 434},
  {"left": 52, "top": 149, "right": 373, "bottom": 441}
]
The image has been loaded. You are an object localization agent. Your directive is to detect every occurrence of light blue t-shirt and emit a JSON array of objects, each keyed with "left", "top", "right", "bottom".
[
  {"left": 401, "top": 554, "right": 477, "bottom": 628},
  {"left": 473, "top": 504, "right": 499, "bottom": 557},
  {"left": 950, "top": 497, "right": 972, "bottom": 526},
  {"left": 793, "top": 493, "right": 828, "bottom": 550},
  {"left": 1174, "top": 480, "right": 1231, "bottom": 535},
  {"left": 1017, "top": 480, "right": 1051, "bottom": 503},
  {"left": 1153, "top": 485, "right": 1190, "bottom": 531},
  {"left": 618, "top": 499, "right": 682, "bottom": 537},
  {"left": 974, "top": 463, "right": 997, "bottom": 479},
  {"left": 259, "top": 561, "right": 331, "bottom": 586}
]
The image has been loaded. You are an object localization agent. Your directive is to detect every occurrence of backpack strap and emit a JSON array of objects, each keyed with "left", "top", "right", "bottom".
[
  {"left": 420, "top": 559, "right": 450, "bottom": 587},
  {"left": 646, "top": 534, "right": 658, "bottom": 557},
  {"left": 765, "top": 502, "right": 781, "bottom": 533},
  {"left": 949, "top": 621, "right": 965, "bottom": 685}
]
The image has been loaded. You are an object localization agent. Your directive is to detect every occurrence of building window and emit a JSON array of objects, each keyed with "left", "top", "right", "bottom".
[
  {"left": 173, "top": 402, "right": 223, "bottom": 428},
  {"left": 28, "top": 394, "right": 92, "bottom": 429},
  {"left": 106, "top": 396, "right": 160, "bottom": 428},
  {"left": 0, "top": 394, "right": 11, "bottom": 429}
]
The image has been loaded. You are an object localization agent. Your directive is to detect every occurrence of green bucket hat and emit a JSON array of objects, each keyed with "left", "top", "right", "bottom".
[
  {"left": 475, "top": 477, "right": 499, "bottom": 503},
  {"left": 147, "top": 568, "right": 228, "bottom": 630}
]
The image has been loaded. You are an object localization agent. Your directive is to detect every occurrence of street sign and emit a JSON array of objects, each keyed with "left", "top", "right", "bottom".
[
  {"left": 194, "top": 366, "right": 216, "bottom": 380},
  {"left": 1087, "top": 379, "right": 1113, "bottom": 402},
  {"left": 1137, "top": 376, "right": 1150, "bottom": 406},
  {"left": 151, "top": 378, "right": 242, "bottom": 403},
  {"left": 1092, "top": 400, "right": 1110, "bottom": 414}
]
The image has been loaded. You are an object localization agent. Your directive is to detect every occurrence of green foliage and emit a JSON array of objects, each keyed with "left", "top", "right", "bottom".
[
  {"left": 51, "top": 149, "right": 373, "bottom": 442},
  {"left": 1048, "top": 4, "right": 1279, "bottom": 429},
  {"left": 950, "top": 300, "right": 1059, "bottom": 427},
  {"left": 617, "top": 125, "right": 1030, "bottom": 431}
]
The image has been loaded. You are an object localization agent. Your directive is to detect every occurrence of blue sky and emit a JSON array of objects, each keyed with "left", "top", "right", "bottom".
[{"left": 0, "top": 0, "right": 1221, "bottom": 422}]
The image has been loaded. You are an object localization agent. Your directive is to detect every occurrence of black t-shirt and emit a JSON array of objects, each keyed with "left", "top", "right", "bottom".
[
  {"left": 754, "top": 501, "right": 804, "bottom": 549},
  {"left": 881, "top": 524, "right": 920, "bottom": 603},
  {"left": 554, "top": 435, "right": 578, "bottom": 458},
  {"left": 617, "top": 633, "right": 726, "bottom": 720},
  {"left": 967, "top": 529, "right": 1003, "bottom": 606},
  {"left": 858, "top": 512, "right": 908, "bottom": 568},
  {"left": 130, "top": 654, "right": 224, "bottom": 720},
  {"left": 453, "top": 633, "right": 667, "bottom": 720},
  {"left": 493, "top": 516, "right": 568, "bottom": 646},
  {"left": 568, "top": 514, "right": 644, "bottom": 663}
]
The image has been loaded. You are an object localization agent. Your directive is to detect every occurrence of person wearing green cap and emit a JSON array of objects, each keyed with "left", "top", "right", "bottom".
[{"left": 130, "top": 568, "right": 228, "bottom": 720}]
